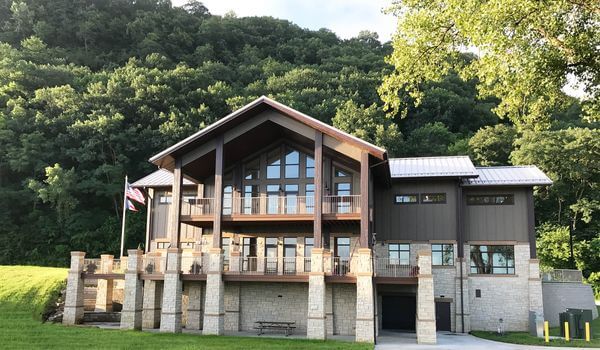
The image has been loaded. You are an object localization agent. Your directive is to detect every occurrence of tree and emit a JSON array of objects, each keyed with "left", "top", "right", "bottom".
[
  {"left": 380, "top": 1, "right": 600, "bottom": 127},
  {"left": 402, "top": 122, "right": 457, "bottom": 157},
  {"left": 469, "top": 124, "right": 517, "bottom": 166}
]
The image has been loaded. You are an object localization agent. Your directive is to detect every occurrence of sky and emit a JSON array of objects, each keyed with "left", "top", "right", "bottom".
[{"left": 172, "top": 0, "right": 398, "bottom": 42}]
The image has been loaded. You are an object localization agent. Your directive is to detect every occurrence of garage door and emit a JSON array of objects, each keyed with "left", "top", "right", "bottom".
[{"left": 381, "top": 295, "right": 416, "bottom": 330}]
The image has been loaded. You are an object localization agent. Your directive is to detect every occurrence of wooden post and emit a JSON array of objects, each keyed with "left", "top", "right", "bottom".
[
  {"left": 360, "top": 151, "right": 369, "bottom": 248},
  {"left": 313, "top": 131, "right": 323, "bottom": 248},
  {"left": 169, "top": 159, "right": 183, "bottom": 248},
  {"left": 213, "top": 135, "right": 224, "bottom": 248}
]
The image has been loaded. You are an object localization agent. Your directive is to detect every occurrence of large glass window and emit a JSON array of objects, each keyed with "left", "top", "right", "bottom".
[
  {"left": 285, "top": 148, "right": 300, "bottom": 179},
  {"left": 244, "top": 158, "right": 260, "bottom": 180},
  {"left": 336, "top": 182, "right": 351, "bottom": 213},
  {"left": 432, "top": 244, "right": 454, "bottom": 266},
  {"left": 306, "top": 156, "right": 315, "bottom": 178},
  {"left": 305, "top": 184, "right": 315, "bottom": 214},
  {"left": 389, "top": 243, "right": 410, "bottom": 265},
  {"left": 285, "top": 184, "right": 299, "bottom": 214},
  {"left": 267, "top": 184, "right": 280, "bottom": 214},
  {"left": 467, "top": 194, "right": 514, "bottom": 205},
  {"left": 267, "top": 149, "right": 281, "bottom": 179},
  {"left": 242, "top": 237, "right": 257, "bottom": 272},
  {"left": 283, "top": 237, "right": 297, "bottom": 274},
  {"left": 243, "top": 185, "right": 259, "bottom": 214},
  {"left": 470, "top": 245, "right": 515, "bottom": 274},
  {"left": 334, "top": 237, "right": 351, "bottom": 275},
  {"left": 222, "top": 185, "right": 233, "bottom": 215}
]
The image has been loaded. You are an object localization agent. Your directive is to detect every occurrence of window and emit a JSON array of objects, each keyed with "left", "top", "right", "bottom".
[
  {"left": 335, "top": 183, "right": 351, "bottom": 213},
  {"left": 222, "top": 237, "right": 230, "bottom": 271},
  {"left": 267, "top": 184, "right": 280, "bottom": 214},
  {"left": 243, "top": 185, "right": 259, "bottom": 214},
  {"left": 285, "top": 148, "right": 300, "bottom": 179},
  {"left": 335, "top": 168, "right": 350, "bottom": 177},
  {"left": 283, "top": 237, "right": 297, "bottom": 274},
  {"left": 334, "top": 237, "right": 351, "bottom": 275},
  {"left": 306, "top": 156, "right": 315, "bottom": 178},
  {"left": 159, "top": 195, "right": 172, "bottom": 204},
  {"left": 470, "top": 245, "right": 515, "bottom": 274},
  {"left": 389, "top": 243, "right": 410, "bottom": 265},
  {"left": 467, "top": 194, "right": 514, "bottom": 205},
  {"left": 242, "top": 237, "right": 257, "bottom": 272},
  {"left": 421, "top": 193, "right": 446, "bottom": 204},
  {"left": 432, "top": 244, "right": 454, "bottom": 266},
  {"left": 305, "top": 184, "right": 315, "bottom": 213},
  {"left": 304, "top": 237, "right": 314, "bottom": 272},
  {"left": 180, "top": 242, "right": 194, "bottom": 249},
  {"left": 267, "top": 149, "right": 281, "bottom": 179},
  {"left": 265, "top": 237, "right": 278, "bottom": 274},
  {"left": 222, "top": 185, "right": 233, "bottom": 215},
  {"left": 285, "top": 184, "right": 299, "bottom": 214},
  {"left": 244, "top": 158, "right": 260, "bottom": 180},
  {"left": 394, "top": 194, "right": 418, "bottom": 204}
]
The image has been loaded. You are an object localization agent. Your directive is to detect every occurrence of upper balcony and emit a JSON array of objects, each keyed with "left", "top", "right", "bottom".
[{"left": 180, "top": 194, "right": 361, "bottom": 225}]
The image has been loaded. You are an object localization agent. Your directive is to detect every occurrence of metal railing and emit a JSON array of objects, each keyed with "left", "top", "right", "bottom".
[
  {"left": 142, "top": 255, "right": 166, "bottom": 274},
  {"left": 239, "top": 257, "right": 309, "bottom": 275},
  {"left": 332, "top": 257, "right": 351, "bottom": 276},
  {"left": 541, "top": 269, "right": 583, "bottom": 283},
  {"left": 303, "top": 257, "right": 312, "bottom": 273},
  {"left": 374, "top": 258, "right": 418, "bottom": 277},
  {"left": 181, "top": 197, "right": 215, "bottom": 216},
  {"left": 231, "top": 196, "right": 314, "bottom": 215},
  {"left": 323, "top": 195, "right": 361, "bottom": 214},
  {"left": 181, "top": 255, "right": 203, "bottom": 275}
]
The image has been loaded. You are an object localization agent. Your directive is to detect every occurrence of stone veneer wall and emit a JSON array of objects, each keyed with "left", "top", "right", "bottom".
[
  {"left": 332, "top": 283, "right": 356, "bottom": 335},
  {"left": 467, "top": 243, "right": 531, "bottom": 332},
  {"left": 239, "top": 282, "right": 309, "bottom": 333}
]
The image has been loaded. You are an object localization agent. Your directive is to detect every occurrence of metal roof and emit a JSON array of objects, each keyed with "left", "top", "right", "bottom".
[
  {"left": 389, "top": 156, "right": 478, "bottom": 178},
  {"left": 131, "top": 169, "right": 196, "bottom": 188},
  {"left": 462, "top": 166, "right": 553, "bottom": 187}
]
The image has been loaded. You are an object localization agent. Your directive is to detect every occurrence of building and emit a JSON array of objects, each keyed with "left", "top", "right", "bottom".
[{"left": 63, "top": 96, "right": 552, "bottom": 343}]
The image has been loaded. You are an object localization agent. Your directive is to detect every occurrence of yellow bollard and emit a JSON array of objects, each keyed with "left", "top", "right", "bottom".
[
  {"left": 586, "top": 322, "right": 591, "bottom": 342},
  {"left": 564, "top": 321, "right": 570, "bottom": 342},
  {"left": 544, "top": 321, "right": 549, "bottom": 343}
]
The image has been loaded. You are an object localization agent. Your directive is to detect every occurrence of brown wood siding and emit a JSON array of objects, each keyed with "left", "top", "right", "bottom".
[
  {"left": 463, "top": 187, "right": 529, "bottom": 242},
  {"left": 151, "top": 189, "right": 201, "bottom": 241},
  {"left": 374, "top": 180, "right": 457, "bottom": 241}
]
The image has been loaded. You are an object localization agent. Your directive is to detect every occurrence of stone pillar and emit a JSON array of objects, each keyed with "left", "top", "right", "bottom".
[
  {"left": 63, "top": 251, "right": 86, "bottom": 325},
  {"left": 187, "top": 282, "right": 203, "bottom": 330},
  {"left": 355, "top": 248, "right": 375, "bottom": 343},
  {"left": 528, "top": 259, "right": 544, "bottom": 317},
  {"left": 94, "top": 254, "right": 114, "bottom": 312},
  {"left": 160, "top": 248, "right": 182, "bottom": 333},
  {"left": 121, "top": 249, "right": 143, "bottom": 330},
  {"left": 416, "top": 250, "right": 436, "bottom": 344},
  {"left": 142, "top": 280, "right": 162, "bottom": 329},
  {"left": 307, "top": 248, "right": 326, "bottom": 340},
  {"left": 229, "top": 251, "right": 241, "bottom": 273},
  {"left": 203, "top": 248, "right": 225, "bottom": 335},
  {"left": 224, "top": 282, "right": 240, "bottom": 332},
  {"left": 325, "top": 284, "right": 334, "bottom": 336},
  {"left": 455, "top": 255, "right": 471, "bottom": 333}
]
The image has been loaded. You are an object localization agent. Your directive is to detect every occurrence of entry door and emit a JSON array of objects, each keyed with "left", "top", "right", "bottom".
[
  {"left": 381, "top": 295, "right": 416, "bottom": 330},
  {"left": 435, "top": 301, "right": 451, "bottom": 331}
]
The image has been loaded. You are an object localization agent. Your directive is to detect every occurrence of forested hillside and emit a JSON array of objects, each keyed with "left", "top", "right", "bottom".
[{"left": 0, "top": 0, "right": 597, "bottom": 294}]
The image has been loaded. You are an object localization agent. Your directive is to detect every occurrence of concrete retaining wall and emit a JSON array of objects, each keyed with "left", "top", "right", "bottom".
[{"left": 542, "top": 282, "right": 598, "bottom": 326}]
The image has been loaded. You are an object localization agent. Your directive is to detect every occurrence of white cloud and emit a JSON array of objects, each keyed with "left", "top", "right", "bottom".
[{"left": 172, "top": 0, "right": 397, "bottom": 41}]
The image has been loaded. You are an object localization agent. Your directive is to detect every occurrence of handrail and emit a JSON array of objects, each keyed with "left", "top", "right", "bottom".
[
  {"left": 181, "top": 197, "right": 215, "bottom": 216},
  {"left": 541, "top": 269, "right": 582, "bottom": 283},
  {"left": 239, "top": 256, "right": 310, "bottom": 275},
  {"left": 323, "top": 195, "right": 361, "bottom": 214},
  {"left": 374, "top": 258, "right": 419, "bottom": 277}
]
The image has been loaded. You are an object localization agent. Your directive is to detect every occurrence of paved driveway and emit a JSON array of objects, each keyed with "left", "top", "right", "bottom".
[{"left": 375, "top": 331, "right": 583, "bottom": 350}]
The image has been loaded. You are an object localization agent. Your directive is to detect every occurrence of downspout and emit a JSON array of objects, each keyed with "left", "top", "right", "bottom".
[{"left": 457, "top": 179, "right": 465, "bottom": 333}]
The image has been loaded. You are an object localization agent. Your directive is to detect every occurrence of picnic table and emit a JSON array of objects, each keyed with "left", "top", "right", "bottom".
[{"left": 254, "top": 320, "right": 296, "bottom": 336}]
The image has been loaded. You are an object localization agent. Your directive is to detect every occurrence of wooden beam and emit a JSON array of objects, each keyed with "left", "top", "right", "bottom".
[
  {"left": 213, "top": 135, "right": 224, "bottom": 248},
  {"left": 360, "top": 151, "right": 369, "bottom": 248},
  {"left": 314, "top": 131, "right": 323, "bottom": 248},
  {"left": 169, "top": 158, "right": 183, "bottom": 248}
]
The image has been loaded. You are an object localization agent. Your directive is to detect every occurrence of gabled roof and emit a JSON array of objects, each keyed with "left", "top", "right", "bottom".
[
  {"left": 149, "top": 96, "right": 387, "bottom": 167},
  {"left": 131, "top": 169, "right": 196, "bottom": 188},
  {"left": 462, "top": 166, "right": 553, "bottom": 187},
  {"left": 389, "top": 156, "right": 478, "bottom": 178}
]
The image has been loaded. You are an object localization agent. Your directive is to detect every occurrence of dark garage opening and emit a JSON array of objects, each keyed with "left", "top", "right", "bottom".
[{"left": 381, "top": 295, "right": 416, "bottom": 331}]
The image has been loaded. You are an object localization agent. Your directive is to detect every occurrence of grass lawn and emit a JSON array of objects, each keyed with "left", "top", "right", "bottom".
[
  {"left": 472, "top": 306, "right": 600, "bottom": 348},
  {"left": 0, "top": 266, "right": 372, "bottom": 350}
]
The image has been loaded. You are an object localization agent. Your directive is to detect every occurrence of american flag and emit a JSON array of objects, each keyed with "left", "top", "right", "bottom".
[
  {"left": 126, "top": 182, "right": 145, "bottom": 204},
  {"left": 126, "top": 199, "right": 138, "bottom": 212}
]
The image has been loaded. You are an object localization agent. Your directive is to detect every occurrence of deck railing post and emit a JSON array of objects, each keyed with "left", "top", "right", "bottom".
[
  {"left": 63, "top": 251, "right": 86, "bottom": 325},
  {"left": 160, "top": 248, "right": 182, "bottom": 333},
  {"left": 121, "top": 249, "right": 143, "bottom": 330}
]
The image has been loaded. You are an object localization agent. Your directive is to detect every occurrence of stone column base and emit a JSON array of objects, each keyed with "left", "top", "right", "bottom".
[
  {"left": 307, "top": 274, "right": 326, "bottom": 340},
  {"left": 416, "top": 318, "right": 437, "bottom": 344},
  {"left": 187, "top": 282, "right": 203, "bottom": 330},
  {"left": 142, "top": 280, "right": 162, "bottom": 329}
]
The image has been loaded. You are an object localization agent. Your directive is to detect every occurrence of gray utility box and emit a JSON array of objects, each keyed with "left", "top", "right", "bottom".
[
  {"left": 559, "top": 309, "right": 593, "bottom": 339},
  {"left": 529, "top": 311, "right": 544, "bottom": 338}
]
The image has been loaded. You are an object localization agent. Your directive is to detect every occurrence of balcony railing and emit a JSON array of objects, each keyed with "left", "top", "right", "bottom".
[
  {"left": 374, "top": 258, "right": 419, "bottom": 278},
  {"left": 82, "top": 258, "right": 126, "bottom": 274},
  {"left": 181, "top": 255, "right": 203, "bottom": 275},
  {"left": 239, "top": 257, "right": 310, "bottom": 275},
  {"left": 541, "top": 269, "right": 583, "bottom": 283},
  {"left": 181, "top": 195, "right": 361, "bottom": 217},
  {"left": 331, "top": 257, "right": 351, "bottom": 276},
  {"left": 323, "top": 195, "right": 360, "bottom": 214},
  {"left": 142, "top": 255, "right": 166, "bottom": 274}
]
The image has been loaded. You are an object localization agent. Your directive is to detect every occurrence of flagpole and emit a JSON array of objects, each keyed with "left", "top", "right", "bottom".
[{"left": 120, "top": 175, "right": 128, "bottom": 258}]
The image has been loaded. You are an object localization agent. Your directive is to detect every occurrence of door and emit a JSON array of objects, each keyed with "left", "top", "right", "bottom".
[
  {"left": 435, "top": 301, "right": 451, "bottom": 331},
  {"left": 382, "top": 295, "right": 416, "bottom": 330}
]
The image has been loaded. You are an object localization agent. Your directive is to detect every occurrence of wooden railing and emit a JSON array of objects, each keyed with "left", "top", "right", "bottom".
[
  {"left": 323, "top": 195, "right": 361, "bottom": 214},
  {"left": 181, "top": 197, "right": 215, "bottom": 216},
  {"left": 374, "top": 258, "right": 418, "bottom": 277}
]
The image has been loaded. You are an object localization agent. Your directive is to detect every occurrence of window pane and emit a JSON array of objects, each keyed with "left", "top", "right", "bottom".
[
  {"left": 335, "top": 169, "right": 349, "bottom": 177},
  {"left": 285, "top": 164, "right": 299, "bottom": 178},
  {"left": 432, "top": 252, "right": 442, "bottom": 266},
  {"left": 395, "top": 194, "right": 418, "bottom": 204},
  {"left": 267, "top": 149, "right": 281, "bottom": 179},
  {"left": 267, "top": 165, "right": 280, "bottom": 179},
  {"left": 306, "top": 156, "right": 315, "bottom": 178},
  {"left": 244, "top": 158, "right": 260, "bottom": 180},
  {"left": 470, "top": 245, "right": 514, "bottom": 275},
  {"left": 421, "top": 193, "right": 446, "bottom": 204},
  {"left": 399, "top": 251, "right": 410, "bottom": 265}
]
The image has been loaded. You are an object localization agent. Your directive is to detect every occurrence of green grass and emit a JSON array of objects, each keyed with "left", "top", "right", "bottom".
[
  {"left": 0, "top": 265, "right": 372, "bottom": 350},
  {"left": 472, "top": 306, "right": 600, "bottom": 348}
]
